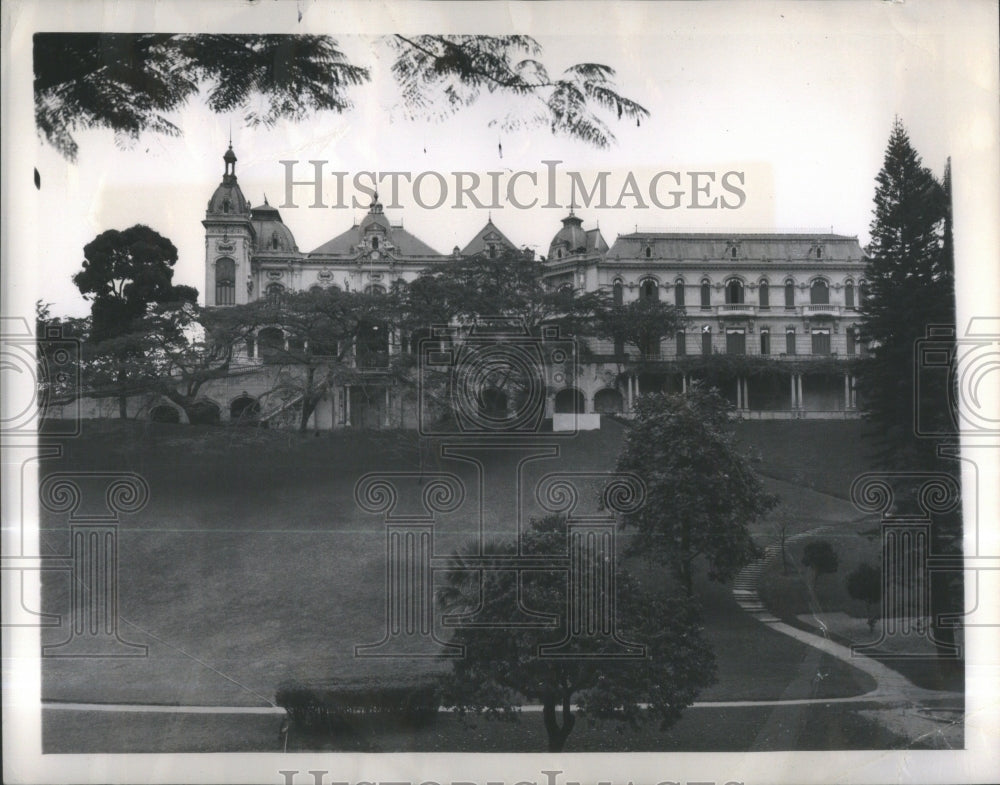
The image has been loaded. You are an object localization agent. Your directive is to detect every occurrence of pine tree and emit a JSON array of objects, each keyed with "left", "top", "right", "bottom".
[
  {"left": 857, "top": 118, "right": 954, "bottom": 469},
  {"left": 857, "top": 120, "right": 962, "bottom": 668}
]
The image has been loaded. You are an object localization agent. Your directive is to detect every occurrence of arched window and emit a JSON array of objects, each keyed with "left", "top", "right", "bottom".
[
  {"left": 674, "top": 280, "right": 685, "bottom": 307},
  {"left": 810, "top": 279, "right": 830, "bottom": 305},
  {"left": 612, "top": 280, "right": 623, "bottom": 307},
  {"left": 215, "top": 257, "right": 236, "bottom": 306},
  {"left": 266, "top": 283, "right": 284, "bottom": 307},
  {"left": 364, "top": 284, "right": 386, "bottom": 295},
  {"left": 759, "top": 280, "right": 769, "bottom": 309},
  {"left": 372, "top": 236, "right": 379, "bottom": 250},
  {"left": 645, "top": 246, "right": 652, "bottom": 258},
  {"left": 845, "top": 281, "right": 855, "bottom": 309},
  {"left": 701, "top": 325, "right": 712, "bottom": 355},
  {"left": 675, "top": 329, "right": 687, "bottom": 356},
  {"left": 785, "top": 328, "right": 796, "bottom": 355},
  {"left": 271, "top": 232, "right": 279, "bottom": 250},
  {"left": 725, "top": 279, "right": 744, "bottom": 305},
  {"left": 726, "top": 328, "right": 746, "bottom": 355},
  {"left": 640, "top": 279, "right": 658, "bottom": 302},
  {"left": 310, "top": 285, "right": 324, "bottom": 294},
  {"left": 760, "top": 329, "right": 770, "bottom": 355},
  {"left": 811, "top": 328, "right": 831, "bottom": 355},
  {"left": 784, "top": 279, "right": 795, "bottom": 310},
  {"left": 846, "top": 328, "right": 857, "bottom": 356},
  {"left": 700, "top": 280, "right": 711, "bottom": 310},
  {"left": 731, "top": 246, "right": 738, "bottom": 259},
  {"left": 222, "top": 198, "right": 231, "bottom": 214}
]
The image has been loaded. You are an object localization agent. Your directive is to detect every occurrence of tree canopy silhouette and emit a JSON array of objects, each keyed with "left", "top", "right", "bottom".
[{"left": 34, "top": 33, "right": 649, "bottom": 160}]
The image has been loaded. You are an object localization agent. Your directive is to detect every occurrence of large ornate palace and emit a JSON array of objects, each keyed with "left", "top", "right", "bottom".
[{"left": 170, "top": 145, "right": 869, "bottom": 428}]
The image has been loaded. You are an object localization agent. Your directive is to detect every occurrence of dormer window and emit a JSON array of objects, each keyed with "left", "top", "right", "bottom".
[
  {"left": 271, "top": 232, "right": 279, "bottom": 250},
  {"left": 223, "top": 198, "right": 231, "bottom": 214},
  {"left": 488, "top": 243, "right": 497, "bottom": 259},
  {"left": 557, "top": 249, "right": 563, "bottom": 259},
  {"left": 817, "top": 246, "right": 823, "bottom": 259},
  {"left": 645, "top": 246, "right": 652, "bottom": 259},
  {"left": 731, "top": 247, "right": 737, "bottom": 259},
  {"left": 372, "top": 236, "right": 379, "bottom": 250}
]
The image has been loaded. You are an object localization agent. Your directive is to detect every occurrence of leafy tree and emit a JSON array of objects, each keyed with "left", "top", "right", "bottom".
[
  {"left": 74, "top": 224, "right": 195, "bottom": 341},
  {"left": 596, "top": 297, "right": 686, "bottom": 359},
  {"left": 802, "top": 541, "right": 839, "bottom": 586},
  {"left": 400, "top": 249, "right": 612, "bottom": 431},
  {"left": 856, "top": 119, "right": 954, "bottom": 469},
  {"left": 35, "top": 34, "right": 647, "bottom": 160},
  {"left": 72, "top": 224, "right": 197, "bottom": 418},
  {"left": 615, "top": 385, "right": 778, "bottom": 597},
  {"left": 439, "top": 515, "right": 716, "bottom": 752},
  {"left": 228, "top": 287, "right": 401, "bottom": 432},
  {"left": 846, "top": 562, "right": 882, "bottom": 632}
]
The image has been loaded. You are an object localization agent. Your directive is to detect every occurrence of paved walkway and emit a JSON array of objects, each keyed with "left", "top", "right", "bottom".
[{"left": 732, "top": 531, "right": 963, "bottom": 705}]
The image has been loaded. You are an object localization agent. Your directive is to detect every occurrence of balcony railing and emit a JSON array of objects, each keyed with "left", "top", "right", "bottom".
[
  {"left": 716, "top": 303, "right": 757, "bottom": 316},
  {"left": 802, "top": 304, "right": 842, "bottom": 316}
]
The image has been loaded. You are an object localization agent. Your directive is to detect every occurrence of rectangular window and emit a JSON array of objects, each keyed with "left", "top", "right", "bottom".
[
  {"left": 811, "top": 330, "right": 831, "bottom": 355},
  {"left": 675, "top": 330, "right": 686, "bottom": 356},
  {"left": 846, "top": 329, "right": 856, "bottom": 356},
  {"left": 702, "top": 328, "right": 712, "bottom": 356},
  {"left": 760, "top": 331, "right": 770, "bottom": 355},
  {"left": 785, "top": 330, "right": 796, "bottom": 355},
  {"left": 726, "top": 330, "right": 746, "bottom": 355}
]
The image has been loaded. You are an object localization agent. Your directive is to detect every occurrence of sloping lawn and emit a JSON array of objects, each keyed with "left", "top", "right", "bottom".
[{"left": 36, "top": 419, "right": 885, "bottom": 750}]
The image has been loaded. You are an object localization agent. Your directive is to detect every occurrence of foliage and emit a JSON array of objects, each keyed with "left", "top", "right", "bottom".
[
  {"left": 275, "top": 679, "right": 440, "bottom": 741},
  {"left": 595, "top": 298, "right": 686, "bottom": 358},
  {"left": 69, "top": 224, "right": 198, "bottom": 418},
  {"left": 226, "top": 287, "right": 402, "bottom": 431},
  {"left": 846, "top": 562, "right": 882, "bottom": 631},
  {"left": 400, "top": 249, "right": 613, "bottom": 430},
  {"left": 74, "top": 224, "right": 195, "bottom": 341},
  {"left": 438, "top": 515, "right": 716, "bottom": 752},
  {"left": 35, "top": 34, "right": 647, "bottom": 160},
  {"left": 856, "top": 119, "right": 955, "bottom": 469},
  {"left": 615, "top": 385, "right": 778, "bottom": 596},
  {"left": 34, "top": 34, "right": 369, "bottom": 160},
  {"left": 802, "top": 541, "right": 839, "bottom": 583}
]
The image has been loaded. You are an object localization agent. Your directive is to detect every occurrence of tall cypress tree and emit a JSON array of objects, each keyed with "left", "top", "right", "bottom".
[
  {"left": 857, "top": 120, "right": 961, "bottom": 671},
  {"left": 857, "top": 118, "right": 954, "bottom": 469}
]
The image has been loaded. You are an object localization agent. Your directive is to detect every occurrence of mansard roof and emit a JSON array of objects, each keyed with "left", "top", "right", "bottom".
[{"left": 607, "top": 232, "right": 864, "bottom": 262}]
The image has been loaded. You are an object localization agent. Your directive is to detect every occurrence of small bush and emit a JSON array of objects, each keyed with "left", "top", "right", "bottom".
[
  {"left": 802, "top": 540, "right": 839, "bottom": 580},
  {"left": 275, "top": 679, "right": 441, "bottom": 738}
]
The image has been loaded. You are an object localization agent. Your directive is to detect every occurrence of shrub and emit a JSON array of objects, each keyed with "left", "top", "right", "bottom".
[
  {"left": 802, "top": 541, "right": 839, "bottom": 582},
  {"left": 275, "top": 679, "right": 441, "bottom": 738},
  {"left": 846, "top": 562, "right": 882, "bottom": 631}
]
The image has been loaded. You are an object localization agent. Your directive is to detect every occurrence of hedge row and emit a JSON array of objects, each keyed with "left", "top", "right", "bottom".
[{"left": 275, "top": 680, "right": 441, "bottom": 734}]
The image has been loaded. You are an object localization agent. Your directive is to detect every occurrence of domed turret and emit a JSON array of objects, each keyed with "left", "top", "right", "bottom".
[
  {"left": 206, "top": 144, "right": 249, "bottom": 215},
  {"left": 548, "top": 209, "right": 587, "bottom": 260},
  {"left": 251, "top": 198, "right": 298, "bottom": 252}
]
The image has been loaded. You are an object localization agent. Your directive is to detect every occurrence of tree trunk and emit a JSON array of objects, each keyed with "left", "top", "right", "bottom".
[
  {"left": 117, "top": 368, "right": 128, "bottom": 419},
  {"left": 541, "top": 695, "right": 575, "bottom": 752},
  {"left": 680, "top": 559, "right": 694, "bottom": 598}
]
